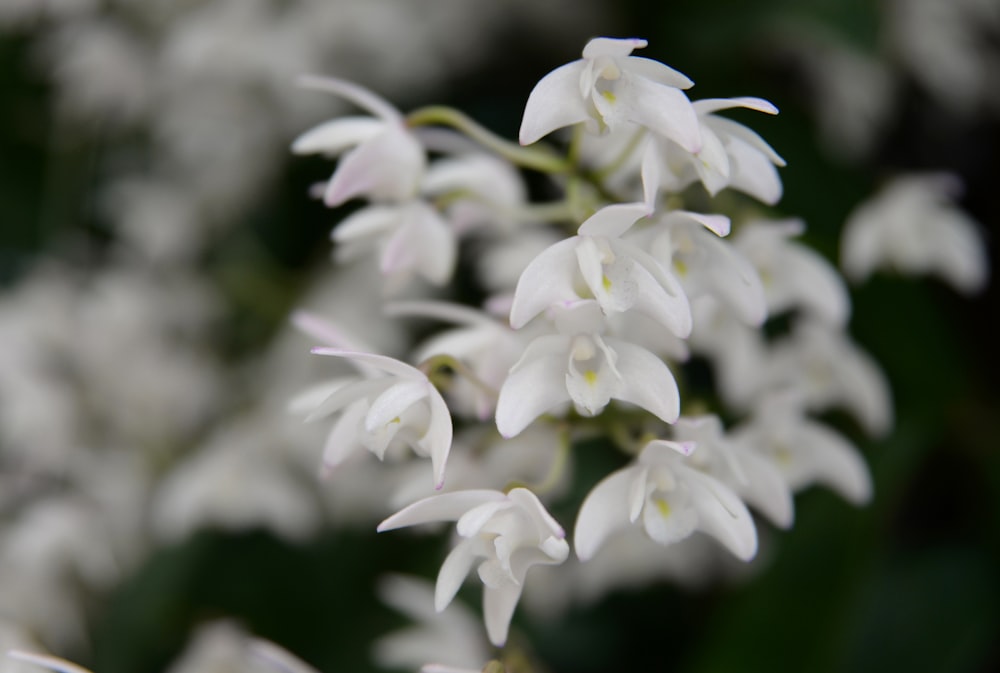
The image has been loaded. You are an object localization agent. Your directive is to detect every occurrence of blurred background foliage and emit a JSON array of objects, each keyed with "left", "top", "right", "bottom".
[{"left": 1, "top": 1, "right": 998, "bottom": 672}]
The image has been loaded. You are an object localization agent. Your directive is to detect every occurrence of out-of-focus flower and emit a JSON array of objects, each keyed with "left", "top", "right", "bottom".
[
  {"left": 296, "top": 349, "right": 453, "bottom": 489},
  {"left": 841, "top": 173, "right": 989, "bottom": 294},
  {"left": 378, "top": 488, "right": 568, "bottom": 646}
]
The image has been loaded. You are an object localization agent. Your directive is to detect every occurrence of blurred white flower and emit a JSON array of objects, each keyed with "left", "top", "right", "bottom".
[{"left": 841, "top": 173, "right": 989, "bottom": 294}]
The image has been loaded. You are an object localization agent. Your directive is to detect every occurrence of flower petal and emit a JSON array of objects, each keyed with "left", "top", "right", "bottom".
[
  {"left": 622, "top": 74, "right": 701, "bottom": 152},
  {"left": 606, "top": 337, "right": 680, "bottom": 424},
  {"left": 291, "top": 116, "right": 384, "bottom": 155},
  {"left": 681, "top": 465, "right": 758, "bottom": 560},
  {"left": 693, "top": 97, "right": 779, "bottom": 116},
  {"left": 482, "top": 582, "right": 523, "bottom": 646},
  {"left": 495, "top": 349, "right": 569, "bottom": 438},
  {"left": 574, "top": 466, "right": 636, "bottom": 561},
  {"left": 509, "top": 237, "right": 581, "bottom": 328},
  {"left": 577, "top": 202, "right": 651, "bottom": 238},
  {"left": 377, "top": 490, "right": 507, "bottom": 532},
  {"left": 519, "top": 60, "right": 591, "bottom": 145},
  {"left": 366, "top": 379, "right": 429, "bottom": 432},
  {"left": 435, "top": 538, "right": 480, "bottom": 611}
]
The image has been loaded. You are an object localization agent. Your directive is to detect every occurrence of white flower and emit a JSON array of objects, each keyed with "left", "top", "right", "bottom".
[
  {"left": 292, "top": 75, "right": 425, "bottom": 205},
  {"left": 673, "top": 415, "right": 793, "bottom": 528},
  {"left": 377, "top": 488, "right": 569, "bottom": 646},
  {"left": 509, "top": 210, "right": 691, "bottom": 337},
  {"left": 731, "top": 391, "right": 873, "bottom": 505},
  {"left": 332, "top": 201, "right": 457, "bottom": 288},
  {"left": 657, "top": 97, "right": 785, "bottom": 205},
  {"left": 495, "top": 329, "right": 680, "bottom": 438},
  {"left": 768, "top": 320, "right": 893, "bottom": 437},
  {"left": 574, "top": 439, "right": 758, "bottom": 562},
  {"left": 840, "top": 173, "right": 989, "bottom": 294},
  {"left": 519, "top": 37, "right": 700, "bottom": 151},
  {"left": 374, "top": 574, "right": 490, "bottom": 673},
  {"left": 735, "top": 218, "right": 850, "bottom": 326},
  {"left": 295, "top": 349, "right": 453, "bottom": 489}
]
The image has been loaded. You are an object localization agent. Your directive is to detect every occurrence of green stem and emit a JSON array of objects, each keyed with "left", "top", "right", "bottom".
[{"left": 407, "top": 105, "right": 570, "bottom": 174}]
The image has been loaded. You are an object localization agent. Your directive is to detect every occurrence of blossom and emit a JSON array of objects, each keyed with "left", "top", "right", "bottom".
[
  {"left": 731, "top": 391, "right": 873, "bottom": 505},
  {"left": 495, "top": 328, "right": 680, "bottom": 438},
  {"left": 377, "top": 488, "right": 569, "bottom": 646},
  {"left": 574, "top": 439, "right": 758, "bottom": 562},
  {"left": 657, "top": 97, "right": 785, "bottom": 204},
  {"left": 519, "top": 37, "right": 700, "bottom": 151},
  {"left": 840, "top": 172, "right": 989, "bottom": 294},
  {"left": 734, "top": 218, "right": 850, "bottom": 326},
  {"left": 292, "top": 75, "right": 425, "bottom": 205},
  {"left": 294, "top": 349, "right": 453, "bottom": 489}
]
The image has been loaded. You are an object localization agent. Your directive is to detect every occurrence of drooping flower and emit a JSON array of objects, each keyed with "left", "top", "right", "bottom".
[
  {"left": 377, "top": 488, "right": 569, "bottom": 647},
  {"left": 657, "top": 97, "right": 786, "bottom": 205},
  {"left": 292, "top": 75, "right": 425, "bottom": 205},
  {"left": 840, "top": 172, "right": 989, "bottom": 294},
  {"left": 574, "top": 439, "right": 758, "bottom": 562},
  {"left": 519, "top": 37, "right": 700, "bottom": 152},
  {"left": 293, "top": 349, "right": 453, "bottom": 489},
  {"left": 495, "top": 327, "right": 680, "bottom": 438}
]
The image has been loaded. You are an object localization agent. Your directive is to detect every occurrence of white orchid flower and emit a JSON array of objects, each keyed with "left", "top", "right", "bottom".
[
  {"left": 378, "top": 488, "right": 569, "bottom": 647},
  {"left": 295, "top": 349, "right": 453, "bottom": 489},
  {"left": 658, "top": 97, "right": 785, "bottom": 205},
  {"left": 734, "top": 218, "right": 851, "bottom": 326},
  {"left": 509, "top": 201, "right": 691, "bottom": 337},
  {"left": 673, "top": 415, "right": 793, "bottom": 529},
  {"left": 495, "top": 327, "right": 680, "bottom": 438},
  {"left": 574, "top": 439, "right": 758, "bottom": 562},
  {"left": 292, "top": 75, "right": 425, "bottom": 205},
  {"left": 732, "top": 391, "right": 873, "bottom": 505},
  {"left": 767, "top": 320, "right": 893, "bottom": 437},
  {"left": 641, "top": 210, "right": 768, "bottom": 327},
  {"left": 840, "top": 172, "right": 989, "bottom": 294},
  {"left": 332, "top": 201, "right": 456, "bottom": 288},
  {"left": 519, "top": 37, "right": 700, "bottom": 152}
]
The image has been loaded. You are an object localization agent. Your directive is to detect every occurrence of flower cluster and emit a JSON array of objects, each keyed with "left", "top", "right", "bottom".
[{"left": 281, "top": 36, "right": 927, "bottom": 667}]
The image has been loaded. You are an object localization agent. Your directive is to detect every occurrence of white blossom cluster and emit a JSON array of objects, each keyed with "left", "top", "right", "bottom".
[
  {"left": 0, "top": 21, "right": 991, "bottom": 673},
  {"left": 274, "top": 36, "right": 984, "bottom": 672}
]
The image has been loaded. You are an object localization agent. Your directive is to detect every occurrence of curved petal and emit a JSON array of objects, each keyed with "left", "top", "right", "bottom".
[
  {"left": 792, "top": 423, "right": 873, "bottom": 506},
  {"left": 574, "top": 466, "right": 636, "bottom": 561},
  {"left": 680, "top": 465, "right": 758, "bottom": 561},
  {"left": 420, "top": 388, "right": 454, "bottom": 489},
  {"left": 495, "top": 351, "right": 569, "bottom": 438},
  {"left": 733, "top": 448, "right": 794, "bottom": 529},
  {"left": 333, "top": 205, "right": 401, "bottom": 243},
  {"left": 626, "top": 56, "right": 694, "bottom": 89},
  {"left": 311, "top": 348, "right": 424, "bottom": 380},
  {"left": 291, "top": 116, "right": 383, "bottom": 155},
  {"left": 606, "top": 338, "right": 680, "bottom": 424},
  {"left": 577, "top": 201, "right": 651, "bottom": 238},
  {"left": 325, "top": 124, "right": 424, "bottom": 205},
  {"left": 298, "top": 74, "right": 402, "bottom": 121},
  {"left": 509, "top": 236, "right": 581, "bottom": 328},
  {"left": 377, "top": 490, "right": 507, "bottom": 532},
  {"left": 693, "top": 97, "right": 778, "bottom": 116},
  {"left": 435, "top": 539, "right": 480, "bottom": 611},
  {"left": 366, "top": 379, "right": 429, "bottom": 432},
  {"left": 519, "top": 60, "right": 591, "bottom": 145},
  {"left": 582, "top": 37, "right": 647, "bottom": 59},
  {"left": 621, "top": 75, "right": 701, "bottom": 152},
  {"left": 321, "top": 399, "right": 368, "bottom": 472},
  {"left": 482, "top": 582, "right": 523, "bottom": 647}
]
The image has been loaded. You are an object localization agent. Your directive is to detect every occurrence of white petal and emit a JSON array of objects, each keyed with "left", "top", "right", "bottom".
[
  {"left": 606, "top": 338, "right": 680, "bottom": 424},
  {"left": 250, "top": 640, "right": 323, "bottom": 673},
  {"left": 577, "top": 201, "right": 651, "bottom": 238},
  {"left": 622, "top": 74, "right": 701, "bottom": 152},
  {"left": 377, "top": 490, "right": 507, "bottom": 532},
  {"left": 325, "top": 124, "right": 424, "bottom": 205},
  {"left": 692, "top": 125, "right": 731, "bottom": 195},
  {"left": 724, "top": 134, "right": 784, "bottom": 205},
  {"left": 574, "top": 466, "right": 636, "bottom": 561},
  {"left": 291, "top": 116, "right": 384, "bottom": 155},
  {"left": 333, "top": 205, "right": 401, "bottom": 243},
  {"left": 680, "top": 465, "right": 758, "bottom": 560},
  {"left": 321, "top": 400, "right": 368, "bottom": 471},
  {"left": 793, "top": 423, "right": 873, "bottom": 505},
  {"left": 298, "top": 74, "right": 402, "bottom": 121},
  {"left": 6, "top": 652, "right": 93, "bottom": 673},
  {"left": 495, "top": 350, "right": 569, "bottom": 438},
  {"left": 733, "top": 448, "right": 794, "bottom": 528},
  {"left": 519, "top": 60, "right": 591, "bottom": 145},
  {"left": 420, "top": 388, "right": 454, "bottom": 489},
  {"left": 693, "top": 97, "right": 779, "bottom": 116},
  {"left": 582, "top": 37, "right": 647, "bottom": 59},
  {"left": 783, "top": 246, "right": 851, "bottom": 326},
  {"left": 456, "top": 500, "right": 511, "bottom": 538},
  {"left": 435, "top": 539, "right": 479, "bottom": 611},
  {"left": 509, "top": 237, "right": 581, "bottom": 328},
  {"left": 708, "top": 116, "right": 786, "bottom": 166},
  {"left": 365, "top": 379, "right": 429, "bottom": 432},
  {"left": 507, "top": 487, "right": 565, "bottom": 538},
  {"left": 626, "top": 56, "right": 694, "bottom": 89},
  {"left": 482, "top": 582, "right": 523, "bottom": 646},
  {"left": 311, "top": 348, "right": 424, "bottom": 380}
]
